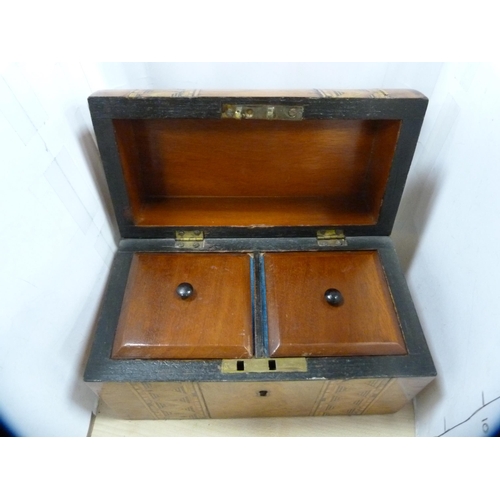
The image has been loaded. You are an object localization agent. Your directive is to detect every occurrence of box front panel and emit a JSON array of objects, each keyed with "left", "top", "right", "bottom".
[
  {"left": 95, "top": 377, "right": 430, "bottom": 419},
  {"left": 200, "top": 381, "right": 324, "bottom": 418}
]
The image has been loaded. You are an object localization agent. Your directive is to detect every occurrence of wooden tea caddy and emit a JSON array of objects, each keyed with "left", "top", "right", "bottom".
[{"left": 84, "top": 89, "right": 436, "bottom": 419}]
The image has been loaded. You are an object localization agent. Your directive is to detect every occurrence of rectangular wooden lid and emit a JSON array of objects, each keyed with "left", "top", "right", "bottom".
[
  {"left": 88, "top": 89, "right": 427, "bottom": 239},
  {"left": 111, "top": 253, "right": 253, "bottom": 359},
  {"left": 264, "top": 251, "right": 406, "bottom": 357}
]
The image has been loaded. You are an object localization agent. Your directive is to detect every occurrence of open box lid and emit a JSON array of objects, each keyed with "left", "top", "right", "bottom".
[{"left": 88, "top": 89, "right": 427, "bottom": 239}]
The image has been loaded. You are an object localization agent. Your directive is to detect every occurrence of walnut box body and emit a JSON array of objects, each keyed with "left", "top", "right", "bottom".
[{"left": 84, "top": 89, "right": 436, "bottom": 419}]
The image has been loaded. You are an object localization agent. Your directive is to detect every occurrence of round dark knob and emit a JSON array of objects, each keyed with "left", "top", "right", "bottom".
[
  {"left": 176, "top": 282, "right": 194, "bottom": 300},
  {"left": 324, "top": 288, "right": 343, "bottom": 306}
]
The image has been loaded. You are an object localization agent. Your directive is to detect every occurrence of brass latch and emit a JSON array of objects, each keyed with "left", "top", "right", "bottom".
[
  {"left": 175, "top": 230, "right": 205, "bottom": 249},
  {"left": 316, "top": 229, "right": 347, "bottom": 247},
  {"left": 222, "top": 104, "right": 304, "bottom": 121}
]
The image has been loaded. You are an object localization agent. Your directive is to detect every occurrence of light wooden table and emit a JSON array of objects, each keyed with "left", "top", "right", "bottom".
[{"left": 90, "top": 402, "right": 415, "bottom": 437}]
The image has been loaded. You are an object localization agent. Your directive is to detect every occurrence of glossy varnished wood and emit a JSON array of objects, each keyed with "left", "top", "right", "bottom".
[
  {"left": 91, "top": 88, "right": 425, "bottom": 100},
  {"left": 112, "top": 253, "right": 253, "bottom": 359},
  {"left": 366, "top": 120, "right": 402, "bottom": 215},
  {"left": 85, "top": 237, "right": 435, "bottom": 384},
  {"left": 97, "top": 382, "right": 209, "bottom": 419},
  {"left": 134, "top": 197, "right": 377, "bottom": 227},
  {"left": 201, "top": 381, "right": 324, "bottom": 419},
  {"left": 264, "top": 251, "right": 407, "bottom": 357},
  {"left": 89, "top": 89, "right": 428, "bottom": 238},
  {"left": 92, "top": 376, "right": 432, "bottom": 420},
  {"left": 113, "top": 118, "right": 400, "bottom": 228}
]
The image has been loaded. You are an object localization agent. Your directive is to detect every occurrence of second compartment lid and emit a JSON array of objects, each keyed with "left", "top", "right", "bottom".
[{"left": 263, "top": 251, "right": 407, "bottom": 357}]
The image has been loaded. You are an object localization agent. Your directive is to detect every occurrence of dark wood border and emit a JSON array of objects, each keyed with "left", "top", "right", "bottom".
[
  {"left": 84, "top": 236, "right": 436, "bottom": 383},
  {"left": 88, "top": 91, "right": 428, "bottom": 239}
]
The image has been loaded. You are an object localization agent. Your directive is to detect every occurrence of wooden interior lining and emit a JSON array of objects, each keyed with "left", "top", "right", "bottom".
[
  {"left": 134, "top": 197, "right": 377, "bottom": 227},
  {"left": 365, "top": 121, "right": 402, "bottom": 215},
  {"left": 113, "top": 118, "right": 401, "bottom": 227}
]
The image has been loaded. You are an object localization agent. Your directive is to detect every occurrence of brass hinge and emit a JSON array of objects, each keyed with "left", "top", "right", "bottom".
[
  {"left": 221, "top": 104, "right": 304, "bottom": 121},
  {"left": 175, "top": 230, "right": 205, "bottom": 249},
  {"left": 316, "top": 229, "right": 347, "bottom": 247}
]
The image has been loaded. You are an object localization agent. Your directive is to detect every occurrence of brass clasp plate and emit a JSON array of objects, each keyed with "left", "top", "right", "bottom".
[
  {"left": 222, "top": 104, "right": 304, "bottom": 121},
  {"left": 221, "top": 358, "right": 307, "bottom": 373}
]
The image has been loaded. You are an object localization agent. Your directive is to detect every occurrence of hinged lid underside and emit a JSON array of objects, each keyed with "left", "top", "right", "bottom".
[{"left": 88, "top": 89, "right": 427, "bottom": 239}]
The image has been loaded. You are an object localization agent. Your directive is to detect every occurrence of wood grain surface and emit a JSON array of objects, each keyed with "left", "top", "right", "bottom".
[
  {"left": 98, "top": 382, "right": 209, "bottom": 420},
  {"left": 93, "top": 376, "right": 428, "bottom": 421},
  {"left": 201, "top": 381, "right": 323, "bottom": 419},
  {"left": 112, "top": 253, "right": 253, "bottom": 359},
  {"left": 134, "top": 197, "right": 377, "bottom": 227},
  {"left": 264, "top": 251, "right": 407, "bottom": 357},
  {"left": 91, "top": 88, "right": 425, "bottom": 99},
  {"left": 113, "top": 118, "right": 400, "bottom": 227}
]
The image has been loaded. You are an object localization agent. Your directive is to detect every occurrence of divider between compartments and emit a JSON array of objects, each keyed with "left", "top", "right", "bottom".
[
  {"left": 254, "top": 253, "right": 269, "bottom": 358},
  {"left": 249, "top": 253, "right": 257, "bottom": 357}
]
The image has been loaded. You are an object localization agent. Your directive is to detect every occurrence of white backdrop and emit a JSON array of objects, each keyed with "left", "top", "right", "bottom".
[{"left": 1, "top": 62, "right": 498, "bottom": 436}]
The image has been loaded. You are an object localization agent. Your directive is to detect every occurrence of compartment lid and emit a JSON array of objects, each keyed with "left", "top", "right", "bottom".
[
  {"left": 88, "top": 89, "right": 427, "bottom": 239},
  {"left": 263, "top": 251, "right": 407, "bottom": 357},
  {"left": 111, "top": 252, "right": 253, "bottom": 359}
]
